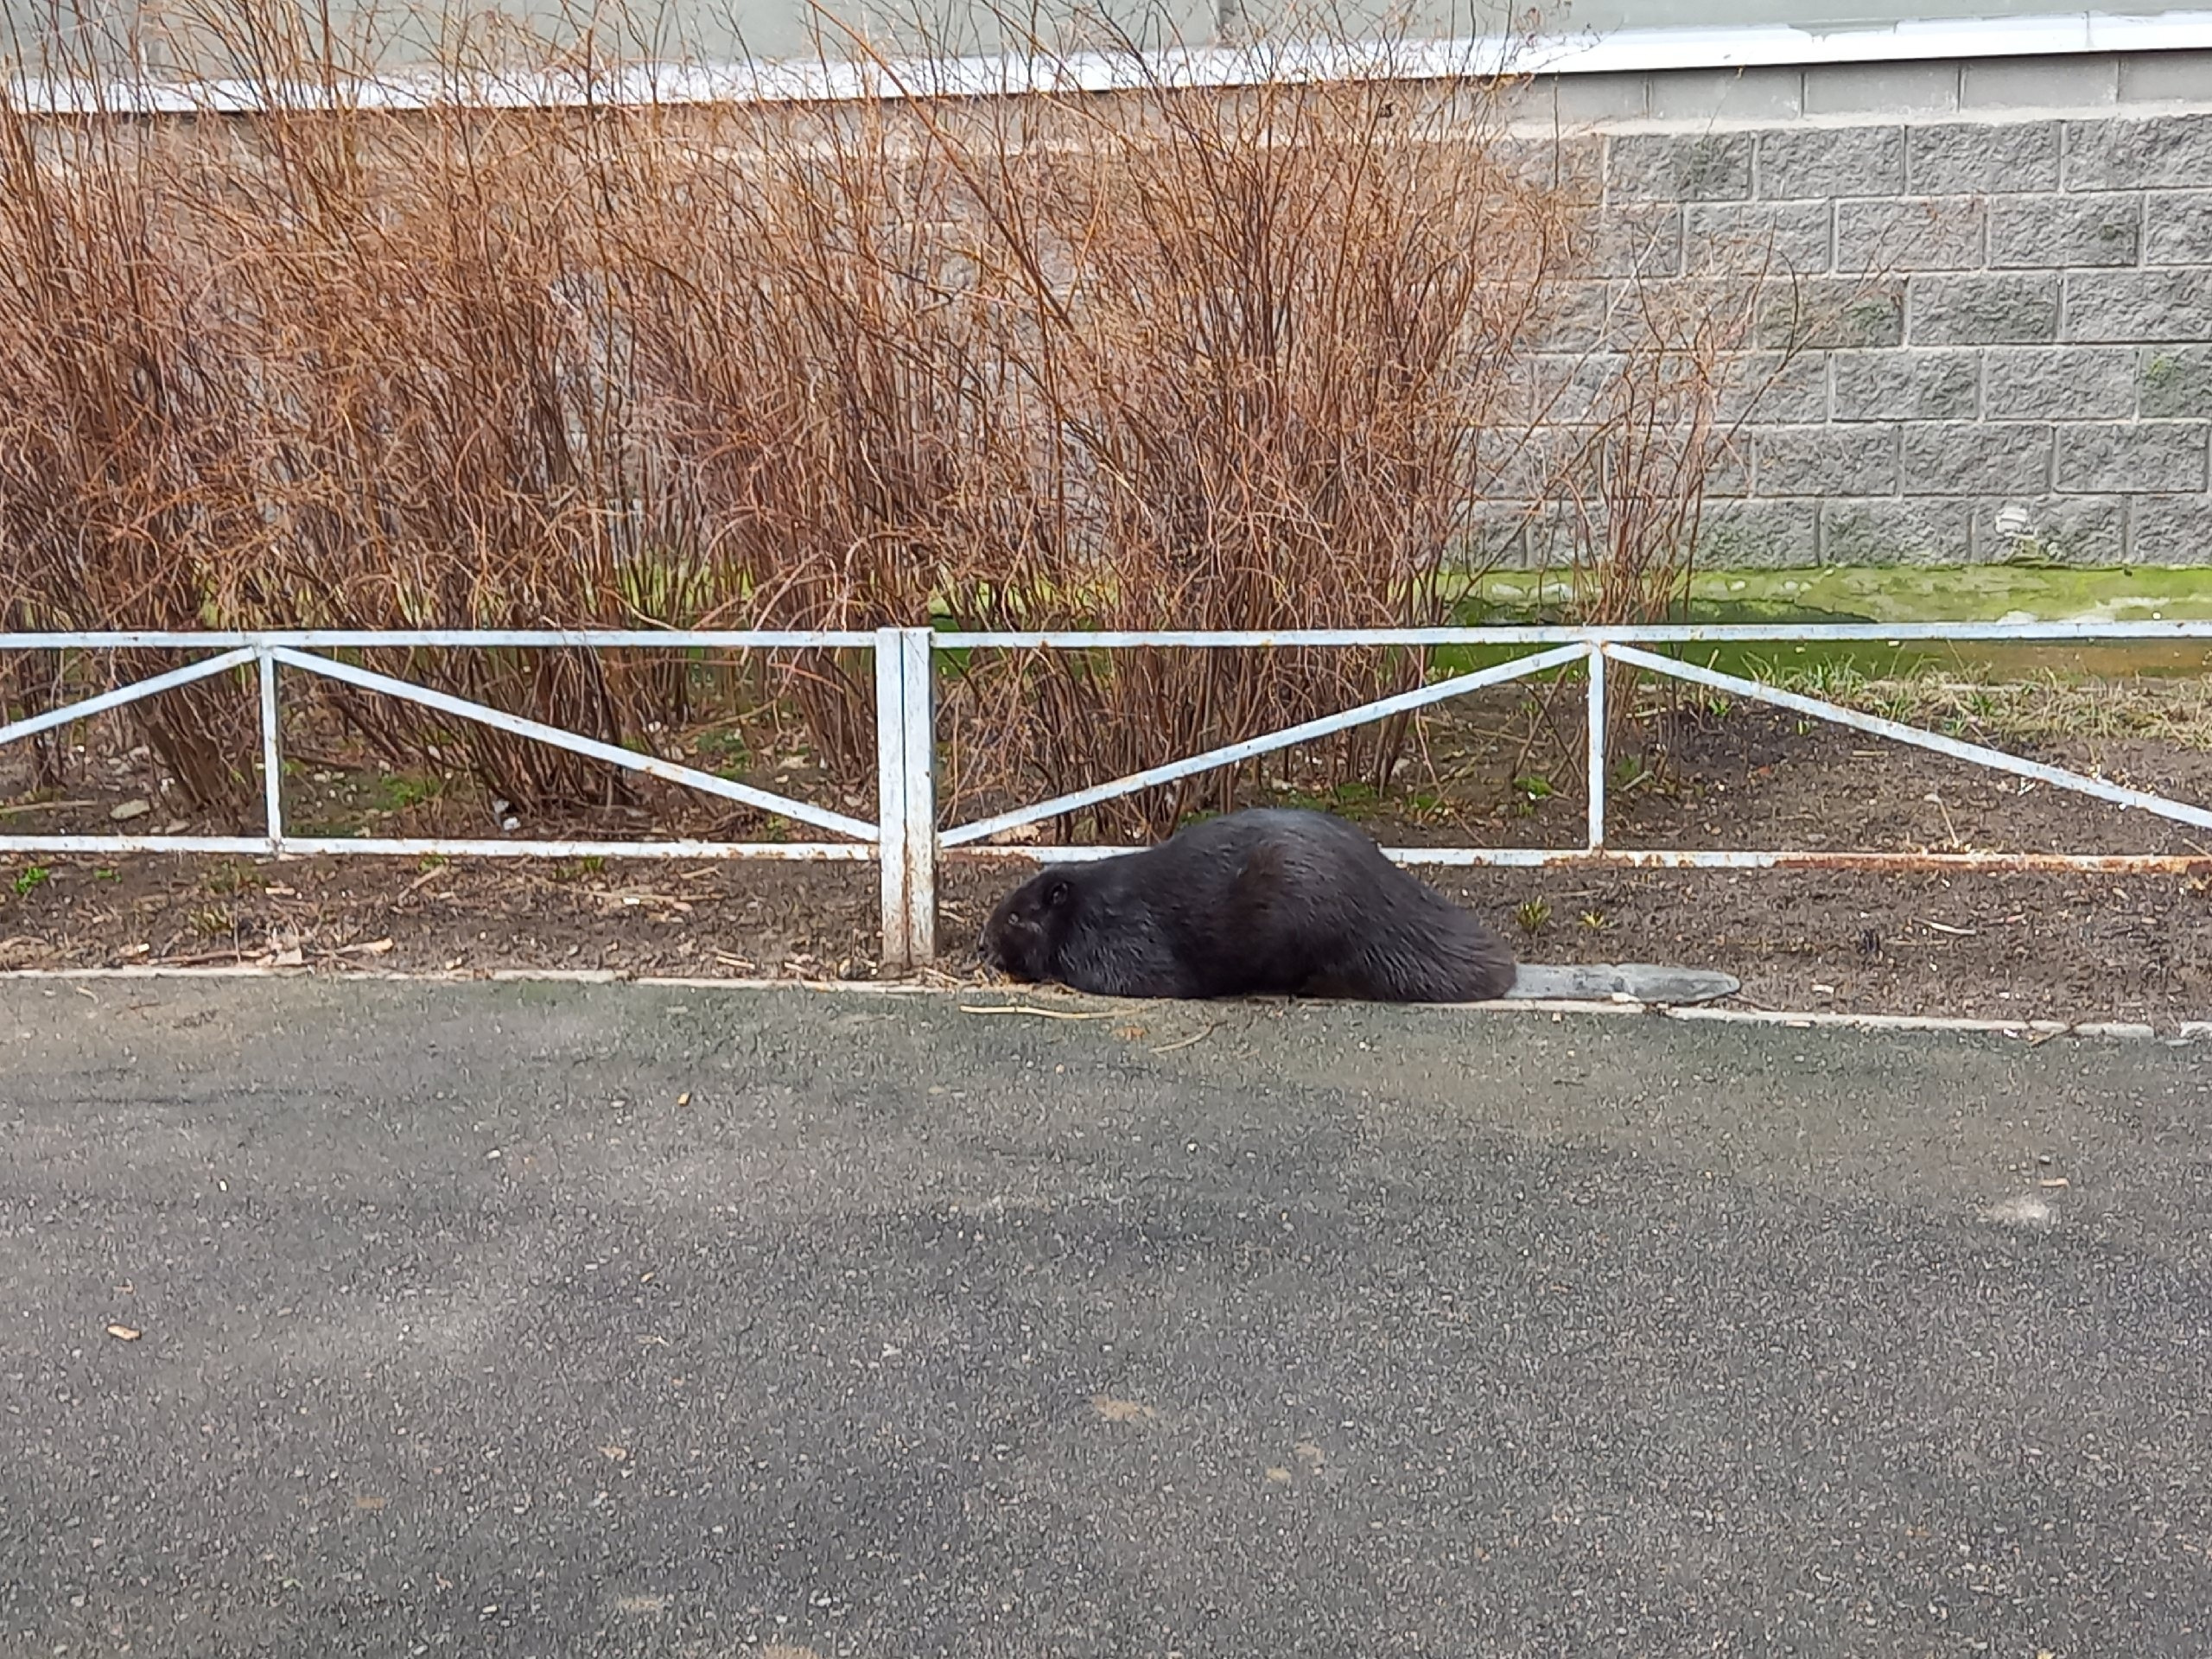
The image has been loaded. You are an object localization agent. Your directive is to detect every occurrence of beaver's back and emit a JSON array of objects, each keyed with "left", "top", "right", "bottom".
[{"left": 1058, "top": 808, "right": 1514, "bottom": 1002}]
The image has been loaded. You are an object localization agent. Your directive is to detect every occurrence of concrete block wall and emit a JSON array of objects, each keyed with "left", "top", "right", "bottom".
[{"left": 1492, "top": 51, "right": 2212, "bottom": 569}]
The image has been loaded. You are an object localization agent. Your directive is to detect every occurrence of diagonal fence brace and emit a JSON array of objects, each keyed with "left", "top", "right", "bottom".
[
  {"left": 1609, "top": 643, "right": 2212, "bottom": 833},
  {"left": 942, "top": 641, "right": 1592, "bottom": 849},
  {"left": 270, "top": 646, "right": 879, "bottom": 842}
]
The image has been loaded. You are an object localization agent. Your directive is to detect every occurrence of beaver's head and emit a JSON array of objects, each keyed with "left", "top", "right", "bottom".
[{"left": 979, "top": 869, "right": 1077, "bottom": 982}]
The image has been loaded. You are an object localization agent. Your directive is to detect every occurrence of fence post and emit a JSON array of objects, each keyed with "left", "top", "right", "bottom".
[
  {"left": 1586, "top": 643, "right": 1605, "bottom": 854},
  {"left": 257, "top": 648, "right": 284, "bottom": 855},
  {"left": 874, "top": 626, "right": 938, "bottom": 971}
]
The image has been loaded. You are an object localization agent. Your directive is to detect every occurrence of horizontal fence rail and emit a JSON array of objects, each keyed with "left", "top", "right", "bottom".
[{"left": 3, "top": 622, "right": 2209, "bottom": 968}]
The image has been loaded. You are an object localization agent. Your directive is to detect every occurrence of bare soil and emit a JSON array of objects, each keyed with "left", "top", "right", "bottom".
[{"left": 3, "top": 697, "right": 2209, "bottom": 1024}]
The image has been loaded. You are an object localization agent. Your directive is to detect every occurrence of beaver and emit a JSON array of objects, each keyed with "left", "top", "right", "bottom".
[{"left": 978, "top": 807, "right": 1516, "bottom": 1002}]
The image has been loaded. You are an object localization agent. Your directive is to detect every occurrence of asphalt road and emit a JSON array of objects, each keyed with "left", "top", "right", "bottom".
[{"left": 3, "top": 977, "right": 2209, "bottom": 1658}]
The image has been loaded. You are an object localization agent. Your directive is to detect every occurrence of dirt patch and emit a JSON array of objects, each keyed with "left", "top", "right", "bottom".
[
  {"left": 3, "top": 698, "right": 2208, "bottom": 1023},
  {"left": 3, "top": 852, "right": 2206, "bottom": 1031}
]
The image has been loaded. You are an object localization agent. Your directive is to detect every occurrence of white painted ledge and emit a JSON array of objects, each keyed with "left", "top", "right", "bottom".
[{"left": 9, "top": 10, "right": 2212, "bottom": 115}]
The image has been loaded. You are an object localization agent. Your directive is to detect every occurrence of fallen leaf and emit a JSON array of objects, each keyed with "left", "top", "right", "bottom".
[
  {"left": 109, "top": 799, "right": 151, "bottom": 822},
  {"left": 353, "top": 1495, "right": 387, "bottom": 1511},
  {"left": 106, "top": 1325, "right": 142, "bottom": 1342}
]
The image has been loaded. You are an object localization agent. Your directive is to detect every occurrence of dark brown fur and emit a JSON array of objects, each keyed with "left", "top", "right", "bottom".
[{"left": 979, "top": 807, "right": 1516, "bottom": 1001}]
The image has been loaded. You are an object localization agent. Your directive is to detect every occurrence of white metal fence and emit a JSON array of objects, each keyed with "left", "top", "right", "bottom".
[{"left": 3, "top": 622, "right": 2209, "bottom": 968}]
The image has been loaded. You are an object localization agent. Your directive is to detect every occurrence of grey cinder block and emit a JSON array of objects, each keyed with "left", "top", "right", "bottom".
[
  {"left": 1758, "top": 126, "right": 1908, "bottom": 200},
  {"left": 1608, "top": 132, "right": 1753, "bottom": 203},
  {"left": 1716, "top": 350, "right": 1831, "bottom": 424},
  {"left": 1478, "top": 426, "right": 1590, "bottom": 501},
  {"left": 2064, "top": 271, "right": 2212, "bottom": 344},
  {"left": 1520, "top": 353, "right": 1628, "bottom": 426},
  {"left": 1987, "top": 194, "right": 2141, "bottom": 270},
  {"left": 1818, "top": 497, "right": 1973, "bottom": 563},
  {"left": 2139, "top": 346, "right": 2212, "bottom": 419},
  {"left": 2144, "top": 193, "right": 2212, "bottom": 268},
  {"left": 1753, "top": 423, "right": 1902, "bottom": 494},
  {"left": 1695, "top": 499, "right": 1820, "bottom": 567},
  {"left": 1906, "top": 122, "right": 2060, "bottom": 194},
  {"left": 1974, "top": 495, "right": 2129, "bottom": 564},
  {"left": 1684, "top": 203, "right": 1834, "bottom": 276},
  {"left": 1838, "top": 197, "right": 1986, "bottom": 272},
  {"left": 1908, "top": 274, "right": 2062, "bottom": 345},
  {"left": 1902, "top": 422, "right": 2055, "bottom": 493},
  {"left": 2055, "top": 422, "right": 2210, "bottom": 493},
  {"left": 1586, "top": 204, "right": 1685, "bottom": 279},
  {"left": 1529, "top": 281, "right": 1612, "bottom": 352},
  {"left": 2063, "top": 112, "right": 2212, "bottom": 191},
  {"left": 2126, "top": 493, "right": 2212, "bottom": 563},
  {"left": 1830, "top": 349, "right": 1980, "bottom": 422},
  {"left": 1984, "top": 347, "right": 2139, "bottom": 421},
  {"left": 1756, "top": 278, "right": 1908, "bottom": 350},
  {"left": 1499, "top": 136, "right": 1606, "bottom": 205}
]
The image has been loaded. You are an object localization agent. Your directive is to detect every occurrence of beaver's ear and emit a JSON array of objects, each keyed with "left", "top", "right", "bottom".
[{"left": 1043, "top": 877, "right": 1072, "bottom": 909}]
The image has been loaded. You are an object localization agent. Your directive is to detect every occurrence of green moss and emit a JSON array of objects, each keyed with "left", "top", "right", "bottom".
[{"left": 1447, "top": 564, "right": 2212, "bottom": 680}]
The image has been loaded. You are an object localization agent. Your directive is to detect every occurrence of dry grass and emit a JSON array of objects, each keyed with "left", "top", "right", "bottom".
[
  {"left": 0, "top": 0, "right": 1769, "bottom": 834},
  {"left": 1778, "top": 665, "right": 2212, "bottom": 753}
]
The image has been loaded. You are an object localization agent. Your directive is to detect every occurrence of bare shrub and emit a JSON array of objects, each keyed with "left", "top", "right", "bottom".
[{"left": 0, "top": 0, "right": 1764, "bottom": 832}]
